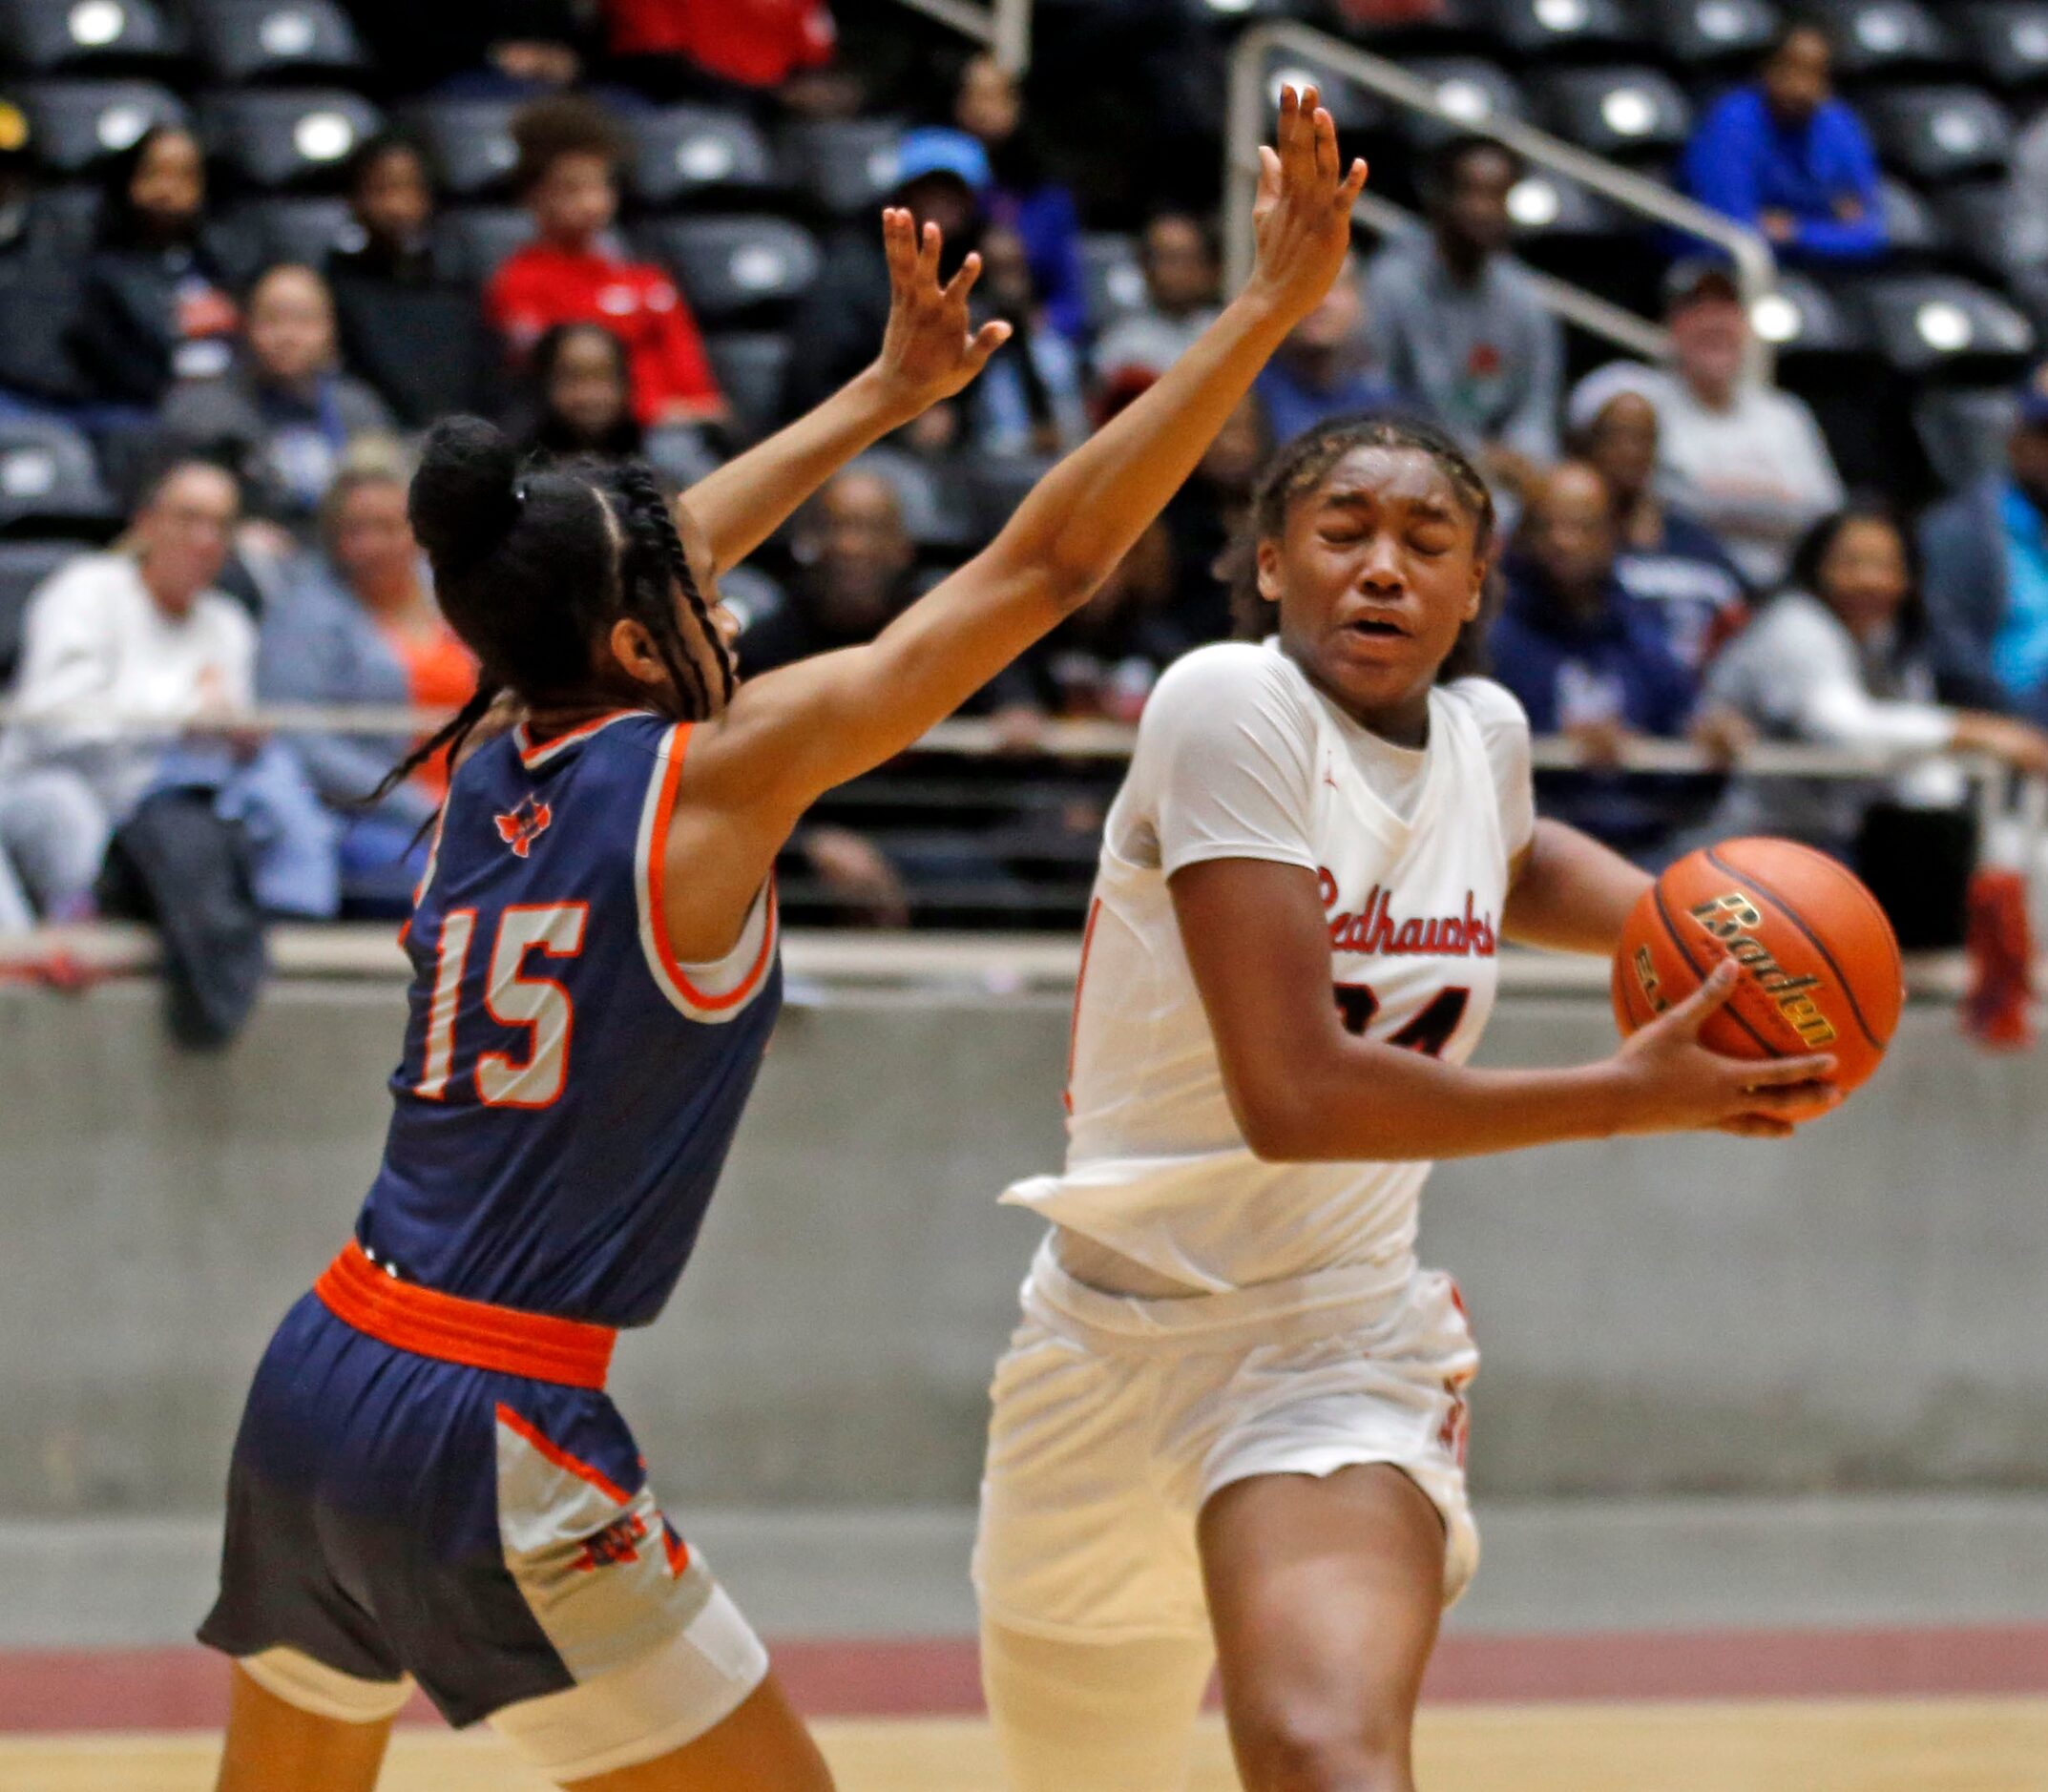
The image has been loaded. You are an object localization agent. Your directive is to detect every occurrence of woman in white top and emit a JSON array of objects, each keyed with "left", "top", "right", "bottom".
[
  {"left": 1700, "top": 500, "right": 2048, "bottom": 854},
  {"left": 974, "top": 413, "right": 1846, "bottom": 1792}
]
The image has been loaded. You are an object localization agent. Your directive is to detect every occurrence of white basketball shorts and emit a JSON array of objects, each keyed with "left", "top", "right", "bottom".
[{"left": 974, "top": 1238, "right": 1480, "bottom": 1645}]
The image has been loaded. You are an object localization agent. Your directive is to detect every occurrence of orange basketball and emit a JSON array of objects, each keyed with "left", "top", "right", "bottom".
[{"left": 1613, "top": 838, "right": 1905, "bottom": 1112}]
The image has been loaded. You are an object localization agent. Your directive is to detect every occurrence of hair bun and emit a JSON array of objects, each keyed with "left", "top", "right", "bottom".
[{"left": 408, "top": 416, "right": 522, "bottom": 573}]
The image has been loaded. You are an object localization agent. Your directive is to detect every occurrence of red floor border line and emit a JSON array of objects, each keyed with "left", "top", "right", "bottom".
[{"left": 4, "top": 1628, "right": 2046, "bottom": 1733}]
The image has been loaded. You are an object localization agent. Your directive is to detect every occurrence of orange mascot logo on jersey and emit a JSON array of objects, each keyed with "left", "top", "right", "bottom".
[{"left": 495, "top": 796, "right": 554, "bottom": 859}]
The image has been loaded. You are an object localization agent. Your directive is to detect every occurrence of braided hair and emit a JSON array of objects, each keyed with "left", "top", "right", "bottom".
[
  {"left": 1227, "top": 413, "right": 1498, "bottom": 681},
  {"left": 368, "top": 416, "right": 734, "bottom": 802}
]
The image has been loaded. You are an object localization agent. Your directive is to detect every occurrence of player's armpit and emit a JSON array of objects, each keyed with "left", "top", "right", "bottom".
[{"left": 1501, "top": 819, "right": 1650, "bottom": 956}]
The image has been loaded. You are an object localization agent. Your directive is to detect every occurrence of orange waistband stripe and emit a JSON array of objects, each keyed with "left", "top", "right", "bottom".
[{"left": 314, "top": 1240, "right": 616, "bottom": 1389}]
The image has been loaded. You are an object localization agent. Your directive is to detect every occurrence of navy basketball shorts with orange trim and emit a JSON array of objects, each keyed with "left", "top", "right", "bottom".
[{"left": 200, "top": 1295, "right": 766, "bottom": 1779}]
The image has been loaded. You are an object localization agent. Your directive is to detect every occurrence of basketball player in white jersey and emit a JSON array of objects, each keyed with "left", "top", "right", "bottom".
[{"left": 973, "top": 414, "right": 1841, "bottom": 1792}]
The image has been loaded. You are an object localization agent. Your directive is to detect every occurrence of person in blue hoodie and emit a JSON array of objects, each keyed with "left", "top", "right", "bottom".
[
  {"left": 1489, "top": 461, "right": 1708, "bottom": 862},
  {"left": 1681, "top": 24, "right": 1888, "bottom": 267}
]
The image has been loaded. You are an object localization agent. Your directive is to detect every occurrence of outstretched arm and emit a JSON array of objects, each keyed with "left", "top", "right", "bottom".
[
  {"left": 679, "top": 207, "right": 1010, "bottom": 576},
  {"left": 690, "top": 88, "right": 1369, "bottom": 824},
  {"left": 1502, "top": 818, "right": 1651, "bottom": 955}
]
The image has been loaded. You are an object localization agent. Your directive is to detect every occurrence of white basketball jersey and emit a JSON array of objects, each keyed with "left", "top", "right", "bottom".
[{"left": 1004, "top": 641, "right": 1536, "bottom": 1293}]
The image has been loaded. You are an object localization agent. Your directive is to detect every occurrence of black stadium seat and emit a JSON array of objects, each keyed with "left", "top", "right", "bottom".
[
  {"left": 234, "top": 193, "right": 359, "bottom": 265},
  {"left": 645, "top": 423, "right": 722, "bottom": 490},
  {"left": 1402, "top": 58, "right": 1530, "bottom": 147},
  {"left": 187, "top": 0, "right": 367, "bottom": 85},
  {"left": 202, "top": 88, "right": 383, "bottom": 190},
  {"left": 1531, "top": 65, "right": 1693, "bottom": 158},
  {"left": 1956, "top": 2, "right": 2048, "bottom": 90},
  {"left": 1936, "top": 182, "right": 2043, "bottom": 281},
  {"left": 1863, "top": 86, "right": 2015, "bottom": 184},
  {"left": 1876, "top": 175, "right": 1946, "bottom": 262},
  {"left": 625, "top": 106, "right": 777, "bottom": 208},
  {"left": 1506, "top": 168, "right": 1627, "bottom": 240},
  {"left": 1473, "top": 0, "right": 1642, "bottom": 58},
  {"left": 1913, "top": 384, "right": 2021, "bottom": 491},
  {"left": 1853, "top": 272, "right": 2036, "bottom": 375},
  {"left": 704, "top": 331, "right": 793, "bottom": 435},
  {"left": 393, "top": 97, "right": 521, "bottom": 200},
  {"left": 640, "top": 216, "right": 821, "bottom": 325},
  {"left": 777, "top": 116, "right": 906, "bottom": 219},
  {"left": 13, "top": 79, "right": 185, "bottom": 175},
  {"left": 0, "top": 419, "right": 121, "bottom": 536},
  {"left": 1800, "top": 0, "right": 1959, "bottom": 78},
  {"left": 0, "top": 539, "right": 77, "bottom": 678},
  {"left": 1078, "top": 232, "right": 1145, "bottom": 326},
  {"left": 1643, "top": 0, "right": 1783, "bottom": 69},
  {"left": 1757, "top": 270, "right": 1877, "bottom": 358},
  {"left": 1254, "top": 52, "right": 1384, "bottom": 132},
  {"left": 0, "top": 0, "right": 176, "bottom": 74},
  {"left": 432, "top": 205, "right": 531, "bottom": 285}
]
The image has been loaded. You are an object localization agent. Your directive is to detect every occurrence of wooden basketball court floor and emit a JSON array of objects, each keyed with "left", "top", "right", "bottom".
[{"left": 9, "top": 1702, "right": 2048, "bottom": 1792}]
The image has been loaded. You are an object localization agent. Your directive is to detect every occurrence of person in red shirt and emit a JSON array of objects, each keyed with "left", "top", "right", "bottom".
[
  {"left": 486, "top": 96, "right": 725, "bottom": 427},
  {"left": 603, "top": 0, "right": 835, "bottom": 90}
]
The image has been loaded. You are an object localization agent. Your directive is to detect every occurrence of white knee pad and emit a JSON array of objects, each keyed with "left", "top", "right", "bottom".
[
  {"left": 236, "top": 1648, "right": 414, "bottom": 1724},
  {"left": 980, "top": 1620, "right": 1216, "bottom": 1792}
]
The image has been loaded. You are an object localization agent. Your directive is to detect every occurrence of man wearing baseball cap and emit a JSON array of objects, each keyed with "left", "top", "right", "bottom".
[
  {"left": 1567, "top": 257, "right": 1844, "bottom": 588},
  {"left": 784, "top": 126, "right": 993, "bottom": 417},
  {"left": 1920, "top": 362, "right": 2048, "bottom": 727}
]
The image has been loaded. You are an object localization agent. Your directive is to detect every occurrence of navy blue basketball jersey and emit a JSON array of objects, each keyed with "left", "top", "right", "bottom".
[{"left": 357, "top": 709, "right": 782, "bottom": 1328}]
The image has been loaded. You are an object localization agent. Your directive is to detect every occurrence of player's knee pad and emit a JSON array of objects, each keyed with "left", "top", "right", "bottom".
[{"left": 980, "top": 1618, "right": 1215, "bottom": 1792}]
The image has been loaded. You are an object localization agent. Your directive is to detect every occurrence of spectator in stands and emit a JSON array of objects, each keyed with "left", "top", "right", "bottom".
[
  {"left": 784, "top": 127, "right": 990, "bottom": 420},
  {"left": 0, "top": 99, "right": 93, "bottom": 413},
  {"left": 1573, "top": 261, "right": 1844, "bottom": 589},
  {"left": 1697, "top": 503, "right": 2048, "bottom": 916},
  {"left": 1365, "top": 135, "right": 1561, "bottom": 494},
  {"left": 159, "top": 265, "right": 395, "bottom": 529},
  {"left": 511, "top": 322, "right": 646, "bottom": 463},
  {"left": 259, "top": 454, "right": 473, "bottom": 913},
  {"left": 1573, "top": 384, "right": 1748, "bottom": 672},
  {"left": 602, "top": 0, "right": 842, "bottom": 110},
  {"left": 1490, "top": 461, "right": 1703, "bottom": 860},
  {"left": 69, "top": 125, "right": 252, "bottom": 411},
  {"left": 325, "top": 134, "right": 496, "bottom": 428},
  {"left": 1918, "top": 366, "right": 2048, "bottom": 727},
  {"left": 955, "top": 52, "right": 1086, "bottom": 344},
  {"left": 487, "top": 96, "right": 724, "bottom": 427},
  {"left": 344, "top": 3, "right": 591, "bottom": 98},
  {"left": 1093, "top": 211, "right": 1221, "bottom": 385},
  {"left": 1253, "top": 254, "right": 1410, "bottom": 446},
  {"left": 1680, "top": 24, "right": 1887, "bottom": 268},
  {"left": 1166, "top": 391, "right": 1267, "bottom": 643},
  {"left": 969, "top": 224, "right": 1089, "bottom": 458}
]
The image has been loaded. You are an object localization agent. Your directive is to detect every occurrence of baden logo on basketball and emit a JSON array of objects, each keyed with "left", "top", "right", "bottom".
[{"left": 1688, "top": 889, "right": 1838, "bottom": 1048}]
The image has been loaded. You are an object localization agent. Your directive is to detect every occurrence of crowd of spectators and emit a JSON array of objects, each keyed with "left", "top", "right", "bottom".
[{"left": 3, "top": 5, "right": 2048, "bottom": 1010}]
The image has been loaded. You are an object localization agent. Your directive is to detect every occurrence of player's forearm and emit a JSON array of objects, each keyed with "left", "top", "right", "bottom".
[
  {"left": 679, "top": 365, "right": 917, "bottom": 576},
  {"left": 977, "top": 292, "right": 1294, "bottom": 610},
  {"left": 1242, "top": 1046, "right": 1634, "bottom": 1163},
  {"left": 1503, "top": 818, "right": 1650, "bottom": 955}
]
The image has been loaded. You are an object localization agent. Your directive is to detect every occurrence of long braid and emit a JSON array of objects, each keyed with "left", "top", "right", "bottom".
[
  {"left": 619, "top": 463, "right": 735, "bottom": 708},
  {"left": 366, "top": 678, "right": 503, "bottom": 807}
]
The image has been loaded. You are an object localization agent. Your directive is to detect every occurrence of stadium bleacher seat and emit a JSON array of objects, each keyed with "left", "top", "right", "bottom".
[
  {"left": 27, "top": 183, "right": 104, "bottom": 257},
  {"left": 1934, "top": 181, "right": 2043, "bottom": 282},
  {"left": 13, "top": 79, "right": 185, "bottom": 175},
  {"left": 1475, "top": 0, "right": 1642, "bottom": 59},
  {"left": 1957, "top": 2, "right": 2048, "bottom": 89},
  {"left": 393, "top": 97, "right": 520, "bottom": 201},
  {"left": 1853, "top": 271, "right": 2037, "bottom": 375},
  {"left": 1531, "top": 65, "right": 1693, "bottom": 158},
  {"left": 201, "top": 87, "right": 383, "bottom": 190},
  {"left": 1506, "top": 167, "right": 1627, "bottom": 240},
  {"left": 1800, "top": 0, "right": 1959, "bottom": 78},
  {"left": 0, "top": 538, "right": 76, "bottom": 678},
  {"left": 704, "top": 331, "right": 794, "bottom": 437},
  {"left": 715, "top": 561, "right": 783, "bottom": 634},
  {"left": 1402, "top": 57, "right": 1530, "bottom": 147},
  {"left": 0, "top": 419, "right": 120, "bottom": 537},
  {"left": 1077, "top": 232, "right": 1145, "bottom": 328},
  {"left": 1256, "top": 52, "right": 1383, "bottom": 131},
  {"left": 777, "top": 116, "right": 906, "bottom": 219},
  {"left": 1877, "top": 174, "right": 1947, "bottom": 262},
  {"left": 1643, "top": 0, "right": 1783, "bottom": 70},
  {"left": 850, "top": 447, "right": 974, "bottom": 553},
  {"left": 431, "top": 204, "right": 530, "bottom": 284},
  {"left": 0, "top": 0, "right": 176, "bottom": 74},
  {"left": 1913, "top": 382, "right": 2020, "bottom": 490},
  {"left": 1863, "top": 86, "right": 2015, "bottom": 184},
  {"left": 1756, "top": 269, "right": 1878, "bottom": 358},
  {"left": 645, "top": 423, "right": 722, "bottom": 490},
  {"left": 624, "top": 106, "right": 778, "bottom": 208},
  {"left": 235, "top": 193, "right": 358, "bottom": 265},
  {"left": 187, "top": 1, "right": 367, "bottom": 86},
  {"left": 639, "top": 216, "right": 821, "bottom": 326}
]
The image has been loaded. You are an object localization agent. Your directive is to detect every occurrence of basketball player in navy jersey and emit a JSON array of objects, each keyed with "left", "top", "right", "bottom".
[{"left": 199, "top": 93, "right": 1369, "bottom": 1792}]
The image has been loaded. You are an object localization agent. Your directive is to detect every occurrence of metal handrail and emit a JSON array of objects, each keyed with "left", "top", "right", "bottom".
[
  {"left": 1223, "top": 20, "right": 1778, "bottom": 368},
  {"left": 888, "top": 0, "right": 1032, "bottom": 73}
]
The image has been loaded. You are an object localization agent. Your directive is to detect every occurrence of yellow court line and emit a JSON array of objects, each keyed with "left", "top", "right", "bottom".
[{"left": 6, "top": 1703, "right": 2048, "bottom": 1792}]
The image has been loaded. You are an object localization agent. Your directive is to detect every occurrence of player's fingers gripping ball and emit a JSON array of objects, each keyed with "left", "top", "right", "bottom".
[{"left": 1614, "top": 837, "right": 1905, "bottom": 1118}]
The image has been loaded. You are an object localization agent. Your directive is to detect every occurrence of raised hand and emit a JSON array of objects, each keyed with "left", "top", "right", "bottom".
[
  {"left": 871, "top": 206, "right": 1013, "bottom": 414},
  {"left": 1244, "top": 85, "right": 1370, "bottom": 326}
]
